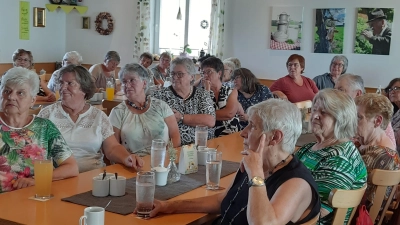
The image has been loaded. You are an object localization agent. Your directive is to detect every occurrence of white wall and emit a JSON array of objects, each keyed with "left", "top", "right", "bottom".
[
  {"left": 0, "top": 0, "right": 66, "bottom": 63},
  {"left": 224, "top": 0, "right": 400, "bottom": 88}
]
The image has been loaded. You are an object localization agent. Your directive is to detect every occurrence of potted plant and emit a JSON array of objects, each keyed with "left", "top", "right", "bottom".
[{"left": 180, "top": 44, "right": 192, "bottom": 57}]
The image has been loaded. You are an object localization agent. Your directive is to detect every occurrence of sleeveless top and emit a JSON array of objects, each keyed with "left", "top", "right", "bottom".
[
  {"left": 218, "top": 156, "right": 321, "bottom": 225},
  {"left": 212, "top": 85, "right": 240, "bottom": 137}
]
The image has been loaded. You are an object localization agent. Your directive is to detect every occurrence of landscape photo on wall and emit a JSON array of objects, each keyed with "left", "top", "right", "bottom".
[{"left": 314, "top": 8, "right": 345, "bottom": 54}]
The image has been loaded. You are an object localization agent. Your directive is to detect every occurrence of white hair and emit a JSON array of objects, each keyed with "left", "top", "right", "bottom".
[
  {"left": 223, "top": 60, "right": 235, "bottom": 72},
  {"left": 247, "top": 99, "right": 302, "bottom": 154},
  {"left": 337, "top": 73, "right": 365, "bottom": 94},
  {"left": 63, "top": 51, "right": 83, "bottom": 65},
  {"left": 0, "top": 67, "right": 39, "bottom": 97}
]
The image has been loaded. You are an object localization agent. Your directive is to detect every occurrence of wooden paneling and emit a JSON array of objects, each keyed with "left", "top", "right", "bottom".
[{"left": 0, "top": 63, "right": 56, "bottom": 75}]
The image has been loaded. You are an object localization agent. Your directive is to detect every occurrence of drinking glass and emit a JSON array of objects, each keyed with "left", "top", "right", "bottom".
[
  {"left": 136, "top": 171, "right": 155, "bottom": 218},
  {"left": 34, "top": 157, "right": 54, "bottom": 199},
  {"left": 195, "top": 125, "right": 208, "bottom": 151},
  {"left": 151, "top": 139, "right": 166, "bottom": 168},
  {"left": 106, "top": 78, "right": 115, "bottom": 100},
  {"left": 206, "top": 151, "right": 222, "bottom": 190}
]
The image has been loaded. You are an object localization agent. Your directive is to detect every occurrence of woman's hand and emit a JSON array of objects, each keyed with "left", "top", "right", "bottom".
[
  {"left": 13, "top": 177, "right": 35, "bottom": 189},
  {"left": 132, "top": 199, "right": 168, "bottom": 218},
  {"left": 240, "top": 134, "right": 266, "bottom": 178},
  {"left": 124, "top": 154, "right": 144, "bottom": 170},
  {"left": 202, "top": 79, "right": 211, "bottom": 91},
  {"left": 172, "top": 109, "right": 182, "bottom": 122},
  {"left": 47, "top": 93, "right": 56, "bottom": 102},
  {"left": 272, "top": 91, "right": 288, "bottom": 100}
]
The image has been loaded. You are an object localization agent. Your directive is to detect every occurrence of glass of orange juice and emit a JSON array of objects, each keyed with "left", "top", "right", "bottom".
[
  {"left": 34, "top": 157, "right": 54, "bottom": 199},
  {"left": 106, "top": 79, "right": 115, "bottom": 100}
]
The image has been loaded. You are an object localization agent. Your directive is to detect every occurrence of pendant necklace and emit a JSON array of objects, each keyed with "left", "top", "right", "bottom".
[{"left": 127, "top": 95, "right": 149, "bottom": 110}]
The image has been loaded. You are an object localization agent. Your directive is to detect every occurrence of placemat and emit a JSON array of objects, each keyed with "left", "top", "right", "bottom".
[
  {"left": 62, "top": 160, "right": 240, "bottom": 215},
  {"left": 0, "top": 218, "right": 24, "bottom": 225}
]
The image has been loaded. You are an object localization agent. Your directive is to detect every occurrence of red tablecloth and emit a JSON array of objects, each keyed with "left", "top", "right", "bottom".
[{"left": 270, "top": 39, "right": 301, "bottom": 50}]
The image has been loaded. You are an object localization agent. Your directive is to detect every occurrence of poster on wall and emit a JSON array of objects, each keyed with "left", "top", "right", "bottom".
[
  {"left": 19, "top": 1, "right": 30, "bottom": 40},
  {"left": 270, "top": 6, "right": 303, "bottom": 50},
  {"left": 355, "top": 8, "right": 394, "bottom": 55},
  {"left": 314, "top": 8, "right": 345, "bottom": 54}
]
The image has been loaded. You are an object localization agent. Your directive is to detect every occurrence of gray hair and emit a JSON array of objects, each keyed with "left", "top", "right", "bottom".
[
  {"left": 337, "top": 73, "right": 365, "bottom": 94},
  {"left": 312, "top": 88, "right": 357, "bottom": 139},
  {"left": 330, "top": 55, "right": 348, "bottom": 74},
  {"left": 247, "top": 99, "right": 302, "bottom": 154},
  {"left": 0, "top": 67, "right": 39, "bottom": 97},
  {"left": 223, "top": 60, "right": 236, "bottom": 72},
  {"left": 171, "top": 57, "right": 197, "bottom": 75},
  {"left": 105, "top": 51, "right": 120, "bottom": 62},
  {"left": 118, "top": 63, "right": 151, "bottom": 94},
  {"left": 59, "top": 65, "right": 96, "bottom": 100},
  {"left": 63, "top": 51, "right": 83, "bottom": 65},
  {"left": 224, "top": 57, "right": 241, "bottom": 69}
]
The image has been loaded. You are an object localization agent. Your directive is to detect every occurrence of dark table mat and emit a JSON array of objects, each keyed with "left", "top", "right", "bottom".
[
  {"left": 62, "top": 160, "right": 240, "bottom": 215},
  {"left": 0, "top": 218, "right": 24, "bottom": 225}
]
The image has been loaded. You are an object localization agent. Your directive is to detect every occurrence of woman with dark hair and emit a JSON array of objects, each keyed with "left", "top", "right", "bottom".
[
  {"left": 385, "top": 78, "right": 400, "bottom": 153},
  {"left": 233, "top": 68, "right": 274, "bottom": 127},
  {"left": 151, "top": 52, "right": 171, "bottom": 86},
  {"left": 270, "top": 54, "right": 319, "bottom": 103}
]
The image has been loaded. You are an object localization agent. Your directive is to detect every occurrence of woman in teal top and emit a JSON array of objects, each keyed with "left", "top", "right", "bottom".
[{"left": 295, "top": 89, "right": 367, "bottom": 225}]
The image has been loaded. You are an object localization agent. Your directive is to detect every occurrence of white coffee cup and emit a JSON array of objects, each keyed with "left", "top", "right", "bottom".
[
  {"left": 198, "top": 148, "right": 215, "bottom": 166},
  {"left": 79, "top": 207, "right": 105, "bottom": 225},
  {"left": 98, "top": 173, "right": 114, "bottom": 180},
  {"left": 92, "top": 176, "right": 110, "bottom": 197},
  {"left": 152, "top": 167, "right": 169, "bottom": 186},
  {"left": 110, "top": 176, "right": 126, "bottom": 196}
]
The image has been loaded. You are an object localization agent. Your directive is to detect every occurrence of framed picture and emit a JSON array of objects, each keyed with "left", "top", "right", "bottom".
[
  {"left": 33, "top": 7, "right": 46, "bottom": 27},
  {"left": 314, "top": 8, "right": 346, "bottom": 54},
  {"left": 82, "top": 17, "right": 90, "bottom": 29}
]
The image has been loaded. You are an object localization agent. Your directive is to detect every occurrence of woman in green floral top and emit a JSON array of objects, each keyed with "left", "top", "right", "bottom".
[
  {"left": 0, "top": 67, "right": 78, "bottom": 193},
  {"left": 295, "top": 89, "right": 367, "bottom": 225}
]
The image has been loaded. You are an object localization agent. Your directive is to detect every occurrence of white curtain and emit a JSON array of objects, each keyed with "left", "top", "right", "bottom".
[
  {"left": 208, "top": 0, "right": 226, "bottom": 58},
  {"left": 133, "top": 0, "right": 151, "bottom": 60}
]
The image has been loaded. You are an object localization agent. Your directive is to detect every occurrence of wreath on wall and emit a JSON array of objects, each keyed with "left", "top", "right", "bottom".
[{"left": 95, "top": 12, "right": 114, "bottom": 35}]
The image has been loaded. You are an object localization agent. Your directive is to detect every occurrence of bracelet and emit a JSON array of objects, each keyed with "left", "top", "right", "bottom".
[{"left": 180, "top": 114, "right": 184, "bottom": 122}]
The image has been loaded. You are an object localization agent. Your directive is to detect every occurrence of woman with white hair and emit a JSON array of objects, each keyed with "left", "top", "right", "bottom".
[
  {"left": 147, "top": 99, "right": 321, "bottom": 224},
  {"left": 295, "top": 89, "right": 367, "bottom": 225},
  {"left": 313, "top": 55, "right": 348, "bottom": 90},
  {"left": 0, "top": 67, "right": 78, "bottom": 193},
  {"left": 48, "top": 51, "right": 83, "bottom": 92},
  {"left": 222, "top": 60, "right": 235, "bottom": 88}
]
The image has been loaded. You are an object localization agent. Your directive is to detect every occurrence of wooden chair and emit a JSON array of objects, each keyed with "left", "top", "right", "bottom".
[
  {"left": 300, "top": 213, "right": 319, "bottom": 225},
  {"left": 368, "top": 169, "right": 400, "bottom": 225},
  {"left": 29, "top": 105, "right": 42, "bottom": 115},
  {"left": 328, "top": 184, "right": 367, "bottom": 225},
  {"left": 294, "top": 100, "right": 312, "bottom": 109},
  {"left": 101, "top": 99, "right": 120, "bottom": 116}
]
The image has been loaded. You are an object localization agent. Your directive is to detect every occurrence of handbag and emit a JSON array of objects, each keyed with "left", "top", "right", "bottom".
[{"left": 356, "top": 205, "right": 373, "bottom": 225}]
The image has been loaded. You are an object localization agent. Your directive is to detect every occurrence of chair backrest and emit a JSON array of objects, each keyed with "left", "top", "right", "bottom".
[
  {"left": 294, "top": 100, "right": 312, "bottom": 109},
  {"left": 300, "top": 213, "right": 319, "bottom": 225},
  {"left": 101, "top": 100, "right": 120, "bottom": 116},
  {"left": 369, "top": 169, "right": 400, "bottom": 225},
  {"left": 329, "top": 184, "right": 367, "bottom": 225},
  {"left": 29, "top": 105, "right": 42, "bottom": 115}
]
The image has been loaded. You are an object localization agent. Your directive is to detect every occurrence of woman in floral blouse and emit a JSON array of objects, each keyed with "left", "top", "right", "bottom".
[{"left": 0, "top": 67, "right": 78, "bottom": 193}]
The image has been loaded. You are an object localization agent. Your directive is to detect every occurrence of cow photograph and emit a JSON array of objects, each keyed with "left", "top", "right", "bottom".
[{"left": 314, "top": 8, "right": 345, "bottom": 54}]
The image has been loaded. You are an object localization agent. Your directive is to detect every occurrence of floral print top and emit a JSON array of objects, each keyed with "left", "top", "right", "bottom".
[{"left": 0, "top": 116, "right": 72, "bottom": 193}]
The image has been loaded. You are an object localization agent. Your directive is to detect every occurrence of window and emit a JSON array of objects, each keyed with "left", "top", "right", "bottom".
[{"left": 154, "top": 0, "right": 212, "bottom": 56}]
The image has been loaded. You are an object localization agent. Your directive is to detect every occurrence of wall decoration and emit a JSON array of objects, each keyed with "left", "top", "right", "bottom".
[
  {"left": 200, "top": 20, "right": 209, "bottom": 29},
  {"left": 270, "top": 6, "right": 303, "bottom": 50},
  {"left": 49, "top": 0, "right": 62, "bottom": 4},
  {"left": 82, "top": 17, "right": 90, "bottom": 29},
  {"left": 19, "top": 1, "right": 30, "bottom": 40},
  {"left": 355, "top": 8, "right": 394, "bottom": 55},
  {"left": 33, "top": 7, "right": 46, "bottom": 27},
  {"left": 95, "top": 12, "right": 114, "bottom": 35},
  {"left": 314, "top": 8, "right": 345, "bottom": 54}
]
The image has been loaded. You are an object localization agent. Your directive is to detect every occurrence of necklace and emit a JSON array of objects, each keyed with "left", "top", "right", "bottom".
[
  {"left": 183, "top": 87, "right": 193, "bottom": 101},
  {"left": 269, "top": 154, "right": 293, "bottom": 175},
  {"left": 127, "top": 95, "right": 149, "bottom": 110},
  {"left": 220, "top": 175, "right": 248, "bottom": 225}
]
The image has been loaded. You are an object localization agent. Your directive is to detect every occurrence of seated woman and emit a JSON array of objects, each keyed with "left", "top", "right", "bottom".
[
  {"left": 355, "top": 93, "right": 400, "bottom": 209},
  {"left": 385, "top": 78, "right": 400, "bottom": 153},
  {"left": 224, "top": 57, "right": 241, "bottom": 69},
  {"left": 151, "top": 52, "right": 171, "bottom": 86},
  {"left": 233, "top": 68, "right": 274, "bottom": 128},
  {"left": 11, "top": 49, "right": 55, "bottom": 102},
  {"left": 295, "top": 89, "right": 367, "bottom": 225},
  {"left": 201, "top": 57, "right": 240, "bottom": 137},
  {"left": 89, "top": 51, "right": 120, "bottom": 92},
  {"left": 38, "top": 65, "right": 143, "bottom": 173},
  {"left": 313, "top": 55, "right": 348, "bottom": 90},
  {"left": 148, "top": 99, "right": 321, "bottom": 224},
  {"left": 152, "top": 57, "right": 215, "bottom": 145},
  {"left": 270, "top": 54, "right": 319, "bottom": 103},
  {"left": 222, "top": 60, "right": 235, "bottom": 88},
  {"left": 48, "top": 51, "right": 83, "bottom": 93},
  {"left": 0, "top": 67, "right": 78, "bottom": 193},
  {"left": 110, "top": 63, "right": 180, "bottom": 155}
]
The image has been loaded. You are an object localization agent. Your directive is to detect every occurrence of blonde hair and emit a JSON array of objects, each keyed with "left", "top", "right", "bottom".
[{"left": 355, "top": 93, "right": 393, "bottom": 129}]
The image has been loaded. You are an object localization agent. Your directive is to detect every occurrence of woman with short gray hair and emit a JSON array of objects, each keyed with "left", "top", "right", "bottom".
[
  {"left": 295, "top": 88, "right": 367, "bottom": 225},
  {"left": 48, "top": 51, "right": 83, "bottom": 92},
  {"left": 152, "top": 57, "right": 216, "bottom": 145},
  {"left": 222, "top": 60, "right": 235, "bottom": 88},
  {"left": 89, "top": 50, "right": 120, "bottom": 92},
  {"left": 151, "top": 52, "right": 171, "bottom": 86},
  {"left": 109, "top": 63, "right": 180, "bottom": 155},
  {"left": 313, "top": 55, "right": 349, "bottom": 90}
]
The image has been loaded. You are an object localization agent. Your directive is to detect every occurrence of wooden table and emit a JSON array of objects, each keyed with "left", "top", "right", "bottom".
[{"left": 0, "top": 133, "right": 244, "bottom": 225}]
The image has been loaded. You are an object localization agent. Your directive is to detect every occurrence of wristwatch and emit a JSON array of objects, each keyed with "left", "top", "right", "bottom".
[
  {"left": 248, "top": 176, "right": 265, "bottom": 187},
  {"left": 180, "top": 114, "right": 184, "bottom": 122}
]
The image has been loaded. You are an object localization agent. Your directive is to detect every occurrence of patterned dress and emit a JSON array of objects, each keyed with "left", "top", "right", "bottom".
[
  {"left": 0, "top": 116, "right": 73, "bottom": 193},
  {"left": 391, "top": 110, "right": 400, "bottom": 154},
  {"left": 295, "top": 141, "right": 367, "bottom": 225},
  {"left": 152, "top": 86, "right": 216, "bottom": 145},
  {"left": 212, "top": 85, "right": 240, "bottom": 137}
]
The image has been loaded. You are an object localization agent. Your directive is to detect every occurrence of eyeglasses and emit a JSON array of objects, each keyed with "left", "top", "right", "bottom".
[
  {"left": 287, "top": 63, "right": 300, "bottom": 68},
  {"left": 201, "top": 69, "right": 216, "bottom": 76},
  {"left": 170, "top": 72, "right": 187, "bottom": 78},
  {"left": 16, "top": 58, "right": 30, "bottom": 62},
  {"left": 59, "top": 80, "right": 79, "bottom": 88},
  {"left": 332, "top": 63, "right": 344, "bottom": 68},
  {"left": 387, "top": 86, "right": 400, "bottom": 93},
  {"left": 122, "top": 78, "right": 141, "bottom": 86}
]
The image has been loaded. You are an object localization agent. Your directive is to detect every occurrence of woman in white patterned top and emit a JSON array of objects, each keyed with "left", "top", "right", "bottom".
[{"left": 38, "top": 65, "right": 143, "bottom": 173}]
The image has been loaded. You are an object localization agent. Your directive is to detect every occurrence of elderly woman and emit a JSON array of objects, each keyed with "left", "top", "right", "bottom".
[
  {"left": 109, "top": 63, "right": 180, "bottom": 154},
  {"left": 11, "top": 49, "right": 55, "bottom": 102},
  {"left": 139, "top": 52, "right": 153, "bottom": 69},
  {"left": 38, "top": 65, "right": 143, "bottom": 173},
  {"left": 151, "top": 52, "right": 171, "bottom": 86},
  {"left": 148, "top": 99, "right": 321, "bottom": 224},
  {"left": 89, "top": 51, "right": 120, "bottom": 91},
  {"left": 224, "top": 57, "right": 241, "bottom": 69},
  {"left": 0, "top": 67, "right": 78, "bottom": 193},
  {"left": 48, "top": 51, "right": 83, "bottom": 92},
  {"left": 222, "top": 60, "right": 235, "bottom": 88},
  {"left": 386, "top": 78, "right": 400, "bottom": 153},
  {"left": 270, "top": 54, "right": 319, "bottom": 103},
  {"left": 354, "top": 93, "right": 399, "bottom": 211},
  {"left": 152, "top": 58, "right": 215, "bottom": 145},
  {"left": 295, "top": 89, "right": 367, "bottom": 225},
  {"left": 313, "top": 55, "right": 348, "bottom": 90},
  {"left": 201, "top": 57, "right": 240, "bottom": 137},
  {"left": 234, "top": 68, "right": 274, "bottom": 128}
]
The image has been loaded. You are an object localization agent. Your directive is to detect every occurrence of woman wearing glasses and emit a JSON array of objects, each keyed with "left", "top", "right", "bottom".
[
  {"left": 270, "top": 54, "right": 319, "bottom": 103},
  {"left": 313, "top": 55, "right": 348, "bottom": 90},
  {"left": 151, "top": 52, "right": 171, "bottom": 86},
  {"left": 89, "top": 51, "right": 120, "bottom": 92},
  {"left": 385, "top": 78, "right": 400, "bottom": 153},
  {"left": 152, "top": 57, "right": 215, "bottom": 145}
]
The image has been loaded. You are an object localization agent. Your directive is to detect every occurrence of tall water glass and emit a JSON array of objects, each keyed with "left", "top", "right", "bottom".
[
  {"left": 151, "top": 139, "right": 166, "bottom": 168},
  {"left": 195, "top": 125, "right": 208, "bottom": 151},
  {"left": 136, "top": 171, "right": 155, "bottom": 218},
  {"left": 34, "top": 157, "right": 54, "bottom": 199},
  {"left": 206, "top": 151, "right": 222, "bottom": 190}
]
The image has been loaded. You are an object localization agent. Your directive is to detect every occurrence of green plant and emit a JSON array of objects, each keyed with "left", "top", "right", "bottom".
[
  {"left": 286, "top": 39, "right": 294, "bottom": 44},
  {"left": 167, "top": 139, "right": 177, "bottom": 161},
  {"left": 182, "top": 44, "right": 192, "bottom": 54}
]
